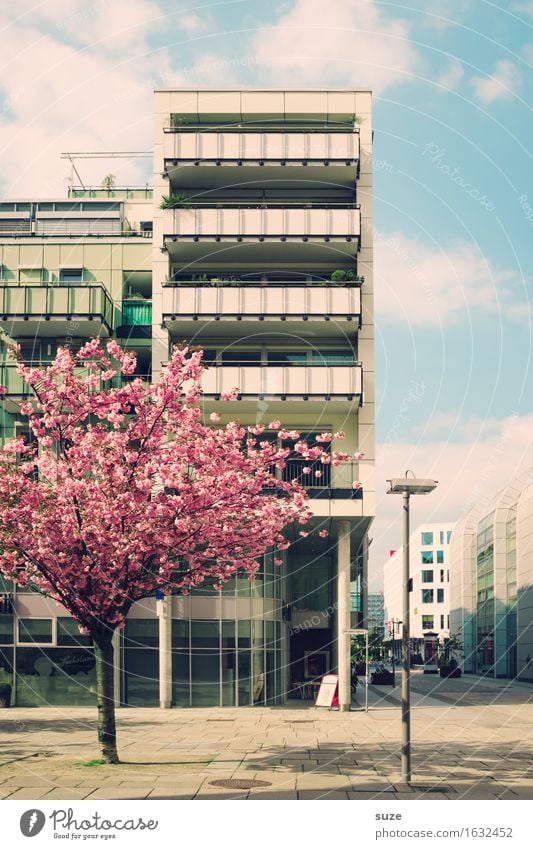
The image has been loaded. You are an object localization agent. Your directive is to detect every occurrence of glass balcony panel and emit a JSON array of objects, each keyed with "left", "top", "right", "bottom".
[{"left": 121, "top": 301, "right": 152, "bottom": 326}]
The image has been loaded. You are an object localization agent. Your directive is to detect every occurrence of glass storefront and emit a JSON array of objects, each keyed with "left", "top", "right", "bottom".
[
  {"left": 172, "top": 618, "right": 283, "bottom": 707},
  {"left": 122, "top": 619, "right": 159, "bottom": 707}
]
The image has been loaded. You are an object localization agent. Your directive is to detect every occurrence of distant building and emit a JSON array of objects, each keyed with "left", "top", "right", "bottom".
[
  {"left": 384, "top": 523, "right": 454, "bottom": 658},
  {"left": 450, "top": 468, "right": 533, "bottom": 681},
  {"left": 368, "top": 592, "right": 384, "bottom": 635}
]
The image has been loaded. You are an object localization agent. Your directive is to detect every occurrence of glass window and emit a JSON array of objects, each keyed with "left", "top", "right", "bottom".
[
  {"left": 437, "top": 588, "right": 444, "bottom": 604},
  {"left": 18, "top": 619, "right": 53, "bottom": 644},
  {"left": 421, "top": 570, "right": 433, "bottom": 584},
  {"left": 421, "top": 551, "right": 433, "bottom": 564},
  {"left": 268, "top": 351, "right": 306, "bottom": 365},
  {"left": 440, "top": 569, "right": 445, "bottom": 582},
  {"left": 421, "top": 589, "right": 434, "bottom": 604},
  {"left": 447, "top": 531, "right": 452, "bottom": 543},
  {"left": 16, "top": 646, "right": 96, "bottom": 706},
  {"left": 440, "top": 615, "right": 445, "bottom": 629},
  {"left": 222, "top": 350, "right": 261, "bottom": 365},
  {"left": 123, "top": 647, "right": 159, "bottom": 707},
  {"left": 311, "top": 350, "right": 355, "bottom": 366},
  {"left": 436, "top": 550, "right": 444, "bottom": 564},
  {"left": 421, "top": 532, "right": 433, "bottom": 545},
  {"left": 191, "top": 620, "right": 219, "bottom": 649},
  {"left": 57, "top": 618, "right": 91, "bottom": 647},
  {"left": 439, "top": 531, "right": 444, "bottom": 544},
  {"left": 0, "top": 616, "right": 13, "bottom": 644},
  {"left": 422, "top": 615, "right": 434, "bottom": 630},
  {"left": 59, "top": 268, "right": 83, "bottom": 283},
  {"left": 124, "top": 619, "right": 159, "bottom": 649}
]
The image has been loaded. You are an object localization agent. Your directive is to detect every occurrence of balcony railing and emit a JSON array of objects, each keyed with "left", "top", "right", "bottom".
[
  {"left": 270, "top": 458, "right": 363, "bottom": 500},
  {"left": 166, "top": 276, "right": 364, "bottom": 287},
  {"left": 0, "top": 364, "right": 152, "bottom": 397},
  {"left": 121, "top": 300, "right": 152, "bottom": 326},
  {"left": 164, "top": 206, "right": 360, "bottom": 239},
  {"left": 200, "top": 364, "right": 362, "bottom": 398},
  {"left": 0, "top": 284, "right": 114, "bottom": 328},
  {"left": 163, "top": 131, "right": 359, "bottom": 162},
  {"left": 162, "top": 286, "right": 360, "bottom": 320}
]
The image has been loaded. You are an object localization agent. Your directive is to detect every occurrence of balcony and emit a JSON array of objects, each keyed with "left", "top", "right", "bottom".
[
  {"left": 0, "top": 284, "right": 114, "bottom": 336},
  {"left": 163, "top": 205, "right": 361, "bottom": 263},
  {"left": 270, "top": 458, "right": 363, "bottom": 500},
  {"left": 117, "top": 300, "right": 152, "bottom": 339},
  {"left": 162, "top": 284, "right": 361, "bottom": 330},
  {"left": 200, "top": 363, "right": 362, "bottom": 401},
  {"left": 163, "top": 131, "right": 359, "bottom": 190}
]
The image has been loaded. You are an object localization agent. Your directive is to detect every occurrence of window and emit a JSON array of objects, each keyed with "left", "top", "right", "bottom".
[
  {"left": 18, "top": 618, "right": 53, "bottom": 644},
  {"left": 421, "top": 570, "right": 434, "bottom": 583},
  {"left": 437, "top": 588, "right": 444, "bottom": 604},
  {"left": 422, "top": 615, "right": 434, "bottom": 630},
  {"left": 18, "top": 340, "right": 41, "bottom": 364},
  {"left": 222, "top": 351, "right": 261, "bottom": 365},
  {"left": 447, "top": 570, "right": 449, "bottom": 582},
  {"left": 421, "top": 589, "right": 434, "bottom": 604},
  {"left": 421, "top": 551, "right": 433, "bottom": 564},
  {"left": 19, "top": 267, "right": 43, "bottom": 283},
  {"left": 59, "top": 268, "right": 83, "bottom": 283},
  {"left": 440, "top": 615, "right": 445, "bottom": 629},
  {"left": 440, "top": 569, "right": 445, "bottom": 583},
  {"left": 268, "top": 351, "right": 306, "bottom": 365},
  {"left": 447, "top": 531, "right": 452, "bottom": 543},
  {"left": 447, "top": 615, "right": 450, "bottom": 628},
  {"left": 439, "top": 531, "right": 444, "bottom": 544},
  {"left": 421, "top": 532, "right": 433, "bottom": 545},
  {"left": 436, "top": 550, "right": 444, "bottom": 564},
  {"left": 57, "top": 618, "right": 91, "bottom": 647},
  {"left": 311, "top": 350, "right": 355, "bottom": 366}
]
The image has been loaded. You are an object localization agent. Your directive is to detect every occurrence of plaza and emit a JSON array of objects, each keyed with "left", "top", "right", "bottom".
[{"left": 0, "top": 671, "right": 531, "bottom": 801}]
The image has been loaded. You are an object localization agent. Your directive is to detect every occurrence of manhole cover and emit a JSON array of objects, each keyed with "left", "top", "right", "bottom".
[{"left": 209, "top": 779, "right": 272, "bottom": 790}]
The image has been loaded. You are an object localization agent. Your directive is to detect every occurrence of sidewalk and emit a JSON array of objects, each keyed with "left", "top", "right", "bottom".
[{"left": 0, "top": 676, "right": 532, "bottom": 800}]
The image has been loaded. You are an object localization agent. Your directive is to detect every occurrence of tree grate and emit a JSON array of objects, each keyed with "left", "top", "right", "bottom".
[{"left": 209, "top": 779, "right": 272, "bottom": 790}]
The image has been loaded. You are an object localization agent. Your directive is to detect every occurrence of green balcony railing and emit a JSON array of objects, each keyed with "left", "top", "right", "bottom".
[
  {"left": 0, "top": 284, "right": 114, "bottom": 329},
  {"left": 121, "top": 300, "right": 152, "bottom": 326}
]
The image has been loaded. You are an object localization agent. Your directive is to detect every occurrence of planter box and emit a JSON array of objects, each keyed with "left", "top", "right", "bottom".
[{"left": 439, "top": 665, "right": 462, "bottom": 679}]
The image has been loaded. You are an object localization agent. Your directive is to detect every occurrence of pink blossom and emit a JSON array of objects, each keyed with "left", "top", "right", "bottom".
[
  {"left": 302, "top": 467, "right": 311, "bottom": 475},
  {"left": 352, "top": 480, "right": 363, "bottom": 489},
  {"left": 210, "top": 412, "right": 221, "bottom": 423},
  {"left": 0, "top": 386, "right": 6, "bottom": 397},
  {"left": 334, "top": 431, "right": 345, "bottom": 440},
  {"left": 220, "top": 389, "right": 238, "bottom": 401},
  {"left": 314, "top": 470, "right": 322, "bottom": 478},
  {"left": 299, "top": 530, "right": 309, "bottom": 538},
  {"left": 268, "top": 420, "right": 281, "bottom": 430},
  {"left": 354, "top": 452, "right": 365, "bottom": 460}
]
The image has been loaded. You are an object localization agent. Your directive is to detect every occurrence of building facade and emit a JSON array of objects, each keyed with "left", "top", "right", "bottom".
[
  {"left": 367, "top": 592, "right": 385, "bottom": 635},
  {"left": 0, "top": 88, "right": 375, "bottom": 708},
  {"left": 383, "top": 523, "right": 454, "bottom": 661},
  {"left": 449, "top": 469, "right": 533, "bottom": 681}
]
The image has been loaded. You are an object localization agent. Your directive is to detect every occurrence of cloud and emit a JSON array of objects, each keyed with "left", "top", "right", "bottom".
[
  {"left": 511, "top": 2, "right": 533, "bottom": 14},
  {"left": 436, "top": 59, "right": 463, "bottom": 91},
  {"left": 370, "top": 412, "right": 533, "bottom": 588},
  {"left": 179, "top": 13, "right": 213, "bottom": 33},
  {"left": 471, "top": 59, "right": 521, "bottom": 104},
  {"left": 374, "top": 231, "right": 526, "bottom": 327},
  {"left": 0, "top": 1, "right": 176, "bottom": 195},
  {"left": 251, "top": 0, "right": 421, "bottom": 93}
]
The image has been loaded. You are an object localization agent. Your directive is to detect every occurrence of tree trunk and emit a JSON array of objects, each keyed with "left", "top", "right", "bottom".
[{"left": 93, "top": 630, "right": 119, "bottom": 764}]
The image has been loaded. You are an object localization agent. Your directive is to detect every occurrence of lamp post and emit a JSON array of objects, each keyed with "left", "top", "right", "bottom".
[
  {"left": 386, "top": 471, "right": 437, "bottom": 784},
  {"left": 387, "top": 618, "right": 401, "bottom": 687}
]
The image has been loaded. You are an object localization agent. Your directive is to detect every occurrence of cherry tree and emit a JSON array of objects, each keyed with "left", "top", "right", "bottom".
[{"left": 0, "top": 340, "right": 351, "bottom": 763}]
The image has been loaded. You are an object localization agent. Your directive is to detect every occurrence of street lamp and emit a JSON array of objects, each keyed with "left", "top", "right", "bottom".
[
  {"left": 386, "top": 618, "right": 402, "bottom": 687},
  {"left": 386, "top": 471, "right": 438, "bottom": 784}
]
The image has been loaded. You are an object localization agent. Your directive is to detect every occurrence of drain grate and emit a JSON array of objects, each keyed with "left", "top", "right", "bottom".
[
  {"left": 410, "top": 785, "right": 449, "bottom": 793},
  {"left": 209, "top": 779, "right": 272, "bottom": 790}
]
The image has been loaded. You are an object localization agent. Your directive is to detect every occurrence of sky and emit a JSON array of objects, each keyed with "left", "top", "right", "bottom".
[{"left": 0, "top": 0, "right": 532, "bottom": 588}]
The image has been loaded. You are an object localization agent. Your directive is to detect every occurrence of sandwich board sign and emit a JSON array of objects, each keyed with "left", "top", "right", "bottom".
[{"left": 315, "top": 674, "right": 339, "bottom": 709}]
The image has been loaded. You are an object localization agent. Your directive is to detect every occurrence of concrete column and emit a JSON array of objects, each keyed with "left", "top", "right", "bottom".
[
  {"left": 158, "top": 596, "right": 172, "bottom": 709},
  {"left": 337, "top": 520, "right": 351, "bottom": 711}
]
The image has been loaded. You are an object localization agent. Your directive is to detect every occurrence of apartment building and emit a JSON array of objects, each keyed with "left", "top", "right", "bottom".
[
  {"left": 0, "top": 88, "right": 375, "bottom": 709},
  {"left": 384, "top": 523, "right": 454, "bottom": 662},
  {"left": 450, "top": 468, "right": 533, "bottom": 681}
]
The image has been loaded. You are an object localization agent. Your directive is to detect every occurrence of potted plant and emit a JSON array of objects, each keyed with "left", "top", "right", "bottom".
[
  {"left": 159, "top": 193, "right": 192, "bottom": 210},
  {"left": 0, "top": 682, "right": 12, "bottom": 708}
]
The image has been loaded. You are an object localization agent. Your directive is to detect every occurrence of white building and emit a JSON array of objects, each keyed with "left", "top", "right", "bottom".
[
  {"left": 383, "top": 523, "right": 454, "bottom": 660},
  {"left": 450, "top": 468, "right": 533, "bottom": 681}
]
